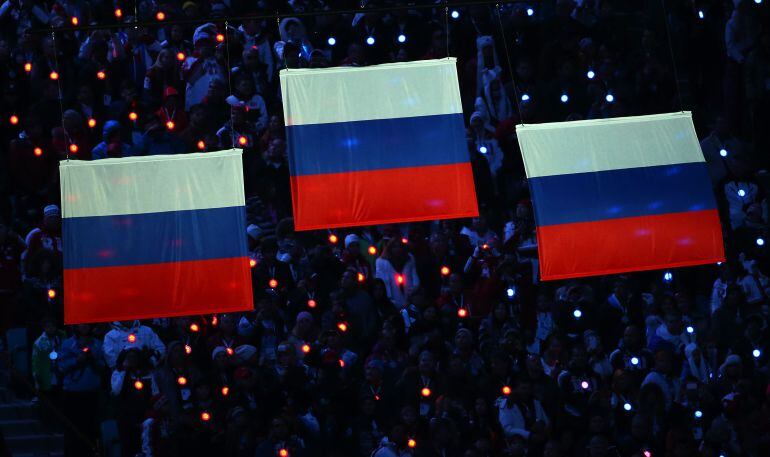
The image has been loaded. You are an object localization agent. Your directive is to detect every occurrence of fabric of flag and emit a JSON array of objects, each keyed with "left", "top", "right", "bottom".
[
  {"left": 517, "top": 112, "right": 725, "bottom": 281},
  {"left": 280, "top": 58, "right": 478, "bottom": 230},
  {"left": 60, "top": 149, "right": 253, "bottom": 324}
]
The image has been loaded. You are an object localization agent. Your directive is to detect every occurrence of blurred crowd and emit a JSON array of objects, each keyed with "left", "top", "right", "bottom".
[{"left": 2, "top": 0, "right": 770, "bottom": 456}]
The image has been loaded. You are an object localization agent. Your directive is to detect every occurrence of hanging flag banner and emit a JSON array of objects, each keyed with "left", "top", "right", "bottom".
[
  {"left": 280, "top": 58, "right": 478, "bottom": 230},
  {"left": 517, "top": 112, "right": 725, "bottom": 280},
  {"left": 60, "top": 150, "right": 253, "bottom": 323}
]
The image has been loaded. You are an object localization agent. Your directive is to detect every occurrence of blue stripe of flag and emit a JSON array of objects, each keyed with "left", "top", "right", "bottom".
[
  {"left": 63, "top": 206, "right": 247, "bottom": 269},
  {"left": 529, "top": 162, "right": 716, "bottom": 227},
  {"left": 286, "top": 113, "right": 468, "bottom": 176}
]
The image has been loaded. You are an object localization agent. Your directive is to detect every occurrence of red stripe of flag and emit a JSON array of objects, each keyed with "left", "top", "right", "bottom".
[
  {"left": 64, "top": 257, "right": 253, "bottom": 324},
  {"left": 537, "top": 209, "right": 725, "bottom": 281},
  {"left": 291, "top": 163, "right": 479, "bottom": 230}
]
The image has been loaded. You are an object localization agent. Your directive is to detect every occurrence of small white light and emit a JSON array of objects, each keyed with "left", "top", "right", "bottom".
[
  {"left": 573, "top": 309, "right": 582, "bottom": 319},
  {"left": 451, "top": 10, "right": 460, "bottom": 19},
  {"left": 521, "top": 93, "right": 530, "bottom": 101},
  {"left": 755, "top": 0, "right": 763, "bottom": 4},
  {"left": 663, "top": 271, "right": 673, "bottom": 282},
  {"left": 586, "top": 70, "right": 595, "bottom": 79},
  {"left": 738, "top": 189, "right": 746, "bottom": 197},
  {"left": 719, "top": 148, "right": 728, "bottom": 157},
  {"left": 686, "top": 326, "right": 694, "bottom": 334},
  {"left": 630, "top": 357, "right": 639, "bottom": 366},
  {"left": 479, "top": 145, "right": 488, "bottom": 154},
  {"left": 694, "top": 410, "right": 703, "bottom": 419},
  {"left": 397, "top": 34, "right": 406, "bottom": 43},
  {"left": 698, "top": 10, "right": 704, "bottom": 19},
  {"left": 327, "top": 37, "right": 336, "bottom": 46},
  {"left": 560, "top": 93, "right": 569, "bottom": 103},
  {"left": 757, "top": 238, "right": 765, "bottom": 246},
  {"left": 526, "top": 8, "right": 534, "bottom": 16},
  {"left": 580, "top": 380, "right": 589, "bottom": 389},
  {"left": 605, "top": 93, "right": 615, "bottom": 103},
  {"left": 506, "top": 288, "right": 515, "bottom": 298},
  {"left": 623, "top": 402, "right": 632, "bottom": 411},
  {"left": 366, "top": 36, "right": 375, "bottom": 45},
  {"left": 753, "top": 348, "right": 761, "bottom": 358}
]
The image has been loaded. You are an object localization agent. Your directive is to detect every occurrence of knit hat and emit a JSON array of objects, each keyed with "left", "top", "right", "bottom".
[
  {"left": 344, "top": 234, "right": 361, "bottom": 249},
  {"left": 44, "top": 205, "right": 60, "bottom": 218}
]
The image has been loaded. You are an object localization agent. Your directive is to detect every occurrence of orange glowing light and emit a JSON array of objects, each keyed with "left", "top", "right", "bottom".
[
  {"left": 307, "top": 299, "right": 317, "bottom": 308},
  {"left": 96, "top": 70, "right": 106, "bottom": 80},
  {"left": 216, "top": 33, "right": 225, "bottom": 42},
  {"left": 328, "top": 234, "right": 338, "bottom": 244},
  {"left": 278, "top": 449, "right": 289, "bottom": 457},
  {"left": 301, "top": 344, "right": 310, "bottom": 353},
  {"left": 128, "top": 111, "right": 138, "bottom": 121},
  {"left": 88, "top": 118, "right": 97, "bottom": 128},
  {"left": 71, "top": 16, "right": 79, "bottom": 25},
  {"left": 211, "top": 316, "right": 218, "bottom": 326},
  {"left": 440, "top": 266, "right": 450, "bottom": 276},
  {"left": 357, "top": 272, "right": 365, "bottom": 283},
  {"left": 198, "top": 140, "right": 206, "bottom": 151},
  {"left": 401, "top": 237, "right": 408, "bottom": 244},
  {"left": 268, "top": 278, "right": 278, "bottom": 289},
  {"left": 502, "top": 385, "right": 512, "bottom": 396},
  {"left": 337, "top": 322, "right": 348, "bottom": 332},
  {"left": 421, "top": 387, "right": 431, "bottom": 397},
  {"left": 237, "top": 136, "right": 247, "bottom": 146},
  {"left": 177, "top": 376, "right": 187, "bottom": 386},
  {"left": 33, "top": 147, "right": 43, "bottom": 156},
  {"left": 200, "top": 411, "right": 210, "bottom": 421},
  {"left": 176, "top": 52, "right": 185, "bottom": 61},
  {"left": 457, "top": 308, "right": 468, "bottom": 318},
  {"left": 226, "top": 347, "right": 234, "bottom": 356},
  {"left": 407, "top": 439, "right": 416, "bottom": 448},
  {"left": 69, "top": 144, "right": 78, "bottom": 153},
  {"left": 82, "top": 347, "right": 90, "bottom": 353},
  {"left": 368, "top": 246, "right": 377, "bottom": 255},
  {"left": 134, "top": 380, "right": 144, "bottom": 390},
  {"left": 221, "top": 386, "right": 229, "bottom": 396},
  {"left": 338, "top": 359, "right": 345, "bottom": 368},
  {"left": 184, "top": 344, "right": 192, "bottom": 354},
  {"left": 24, "top": 62, "right": 32, "bottom": 72},
  {"left": 249, "top": 258, "right": 256, "bottom": 267},
  {"left": 156, "top": 11, "right": 165, "bottom": 21},
  {"left": 9, "top": 115, "right": 18, "bottom": 125},
  {"left": 114, "top": 8, "right": 123, "bottom": 18},
  {"left": 49, "top": 71, "right": 59, "bottom": 80},
  {"left": 127, "top": 334, "right": 137, "bottom": 343},
  {"left": 47, "top": 289, "right": 56, "bottom": 299},
  {"left": 189, "top": 323, "right": 199, "bottom": 332},
  {"left": 166, "top": 120, "right": 175, "bottom": 130},
  {"left": 482, "top": 243, "right": 489, "bottom": 250},
  {"left": 395, "top": 274, "right": 404, "bottom": 285}
]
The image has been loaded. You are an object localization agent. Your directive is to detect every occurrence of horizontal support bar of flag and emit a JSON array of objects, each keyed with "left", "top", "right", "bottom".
[
  {"left": 529, "top": 162, "right": 716, "bottom": 227},
  {"left": 280, "top": 58, "right": 462, "bottom": 126},
  {"left": 517, "top": 112, "right": 704, "bottom": 178},
  {"left": 291, "top": 163, "right": 479, "bottom": 230},
  {"left": 63, "top": 206, "right": 247, "bottom": 269},
  {"left": 63, "top": 257, "right": 253, "bottom": 324},
  {"left": 60, "top": 149, "right": 245, "bottom": 218},
  {"left": 537, "top": 209, "right": 725, "bottom": 281},
  {"left": 287, "top": 113, "right": 468, "bottom": 176}
]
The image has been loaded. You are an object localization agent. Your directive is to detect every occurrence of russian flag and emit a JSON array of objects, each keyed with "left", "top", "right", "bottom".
[
  {"left": 280, "top": 58, "right": 478, "bottom": 231},
  {"left": 517, "top": 112, "right": 725, "bottom": 281},
  {"left": 60, "top": 150, "right": 253, "bottom": 324}
]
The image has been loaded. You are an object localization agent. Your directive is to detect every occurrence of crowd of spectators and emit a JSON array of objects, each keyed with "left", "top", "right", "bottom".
[{"left": 2, "top": 0, "right": 770, "bottom": 456}]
